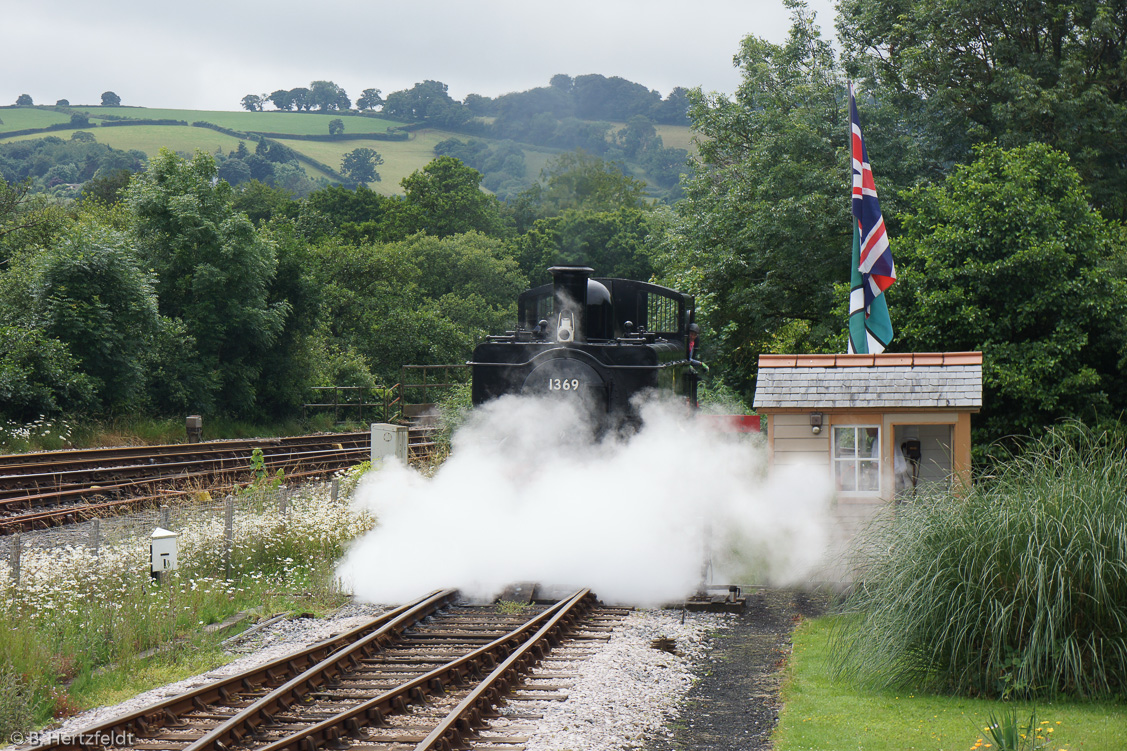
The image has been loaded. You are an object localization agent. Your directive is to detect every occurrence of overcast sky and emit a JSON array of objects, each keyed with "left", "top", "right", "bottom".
[{"left": 6, "top": 0, "right": 838, "bottom": 111}]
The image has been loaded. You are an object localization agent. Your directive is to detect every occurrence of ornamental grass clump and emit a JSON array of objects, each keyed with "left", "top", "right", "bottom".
[{"left": 835, "top": 424, "right": 1127, "bottom": 698}]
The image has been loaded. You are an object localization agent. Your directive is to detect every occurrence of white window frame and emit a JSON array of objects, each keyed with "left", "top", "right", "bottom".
[{"left": 832, "top": 424, "right": 882, "bottom": 495}]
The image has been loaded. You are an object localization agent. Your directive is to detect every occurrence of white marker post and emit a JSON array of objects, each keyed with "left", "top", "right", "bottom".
[{"left": 150, "top": 527, "right": 179, "bottom": 583}]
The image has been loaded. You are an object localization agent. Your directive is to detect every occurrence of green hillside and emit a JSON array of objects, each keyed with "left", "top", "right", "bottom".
[
  {"left": 64, "top": 106, "right": 398, "bottom": 135},
  {"left": 275, "top": 128, "right": 566, "bottom": 196},
  {"left": 0, "top": 107, "right": 73, "bottom": 130},
  {"left": 0, "top": 104, "right": 693, "bottom": 197},
  {"left": 3, "top": 125, "right": 245, "bottom": 157}
]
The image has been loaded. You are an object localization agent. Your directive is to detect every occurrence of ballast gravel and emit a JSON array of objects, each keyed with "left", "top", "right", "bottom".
[
  {"left": 515, "top": 608, "right": 735, "bottom": 751},
  {"left": 46, "top": 595, "right": 821, "bottom": 751}
]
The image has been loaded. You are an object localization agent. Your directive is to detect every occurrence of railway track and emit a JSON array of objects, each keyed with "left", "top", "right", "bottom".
[
  {"left": 27, "top": 588, "right": 624, "bottom": 751},
  {"left": 0, "top": 429, "right": 436, "bottom": 535}
]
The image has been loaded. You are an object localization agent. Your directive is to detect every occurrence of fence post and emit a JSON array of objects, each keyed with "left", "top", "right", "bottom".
[
  {"left": 278, "top": 487, "right": 289, "bottom": 515},
  {"left": 223, "top": 497, "right": 234, "bottom": 579},
  {"left": 331, "top": 479, "right": 340, "bottom": 503},
  {"left": 10, "top": 533, "right": 20, "bottom": 585},
  {"left": 160, "top": 504, "right": 171, "bottom": 530},
  {"left": 91, "top": 518, "right": 101, "bottom": 557}
]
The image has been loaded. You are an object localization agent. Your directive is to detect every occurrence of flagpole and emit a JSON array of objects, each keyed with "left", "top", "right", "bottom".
[
  {"left": 846, "top": 81, "right": 856, "bottom": 355},
  {"left": 847, "top": 81, "right": 854, "bottom": 187}
]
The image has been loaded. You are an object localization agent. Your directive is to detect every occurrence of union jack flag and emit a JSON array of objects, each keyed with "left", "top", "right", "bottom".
[{"left": 847, "top": 84, "right": 895, "bottom": 354}]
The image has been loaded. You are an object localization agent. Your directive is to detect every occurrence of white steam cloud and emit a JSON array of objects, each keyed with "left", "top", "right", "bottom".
[{"left": 337, "top": 395, "right": 834, "bottom": 606}]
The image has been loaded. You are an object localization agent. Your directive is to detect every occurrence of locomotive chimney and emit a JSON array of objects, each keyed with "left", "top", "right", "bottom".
[{"left": 549, "top": 265, "right": 593, "bottom": 344}]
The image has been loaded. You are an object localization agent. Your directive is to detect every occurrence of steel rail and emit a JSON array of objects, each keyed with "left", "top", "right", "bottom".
[
  {"left": 417, "top": 588, "right": 594, "bottom": 751},
  {"left": 245, "top": 590, "right": 593, "bottom": 751},
  {"left": 181, "top": 589, "right": 466, "bottom": 751},
  {"left": 0, "top": 452, "right": 368, "bottom": 514},
  {"left": 0, "top": 434, "right": 371, "bottom": 471},
  {"left": 0, "top": 426, "right": 436, "bottom": 534},
  {"left": 28, "top": 590, "right": 455, "bottom": 751},
  {"left": 0, "top": 462, "right": 364, "bottom": 535},
  {"left": 0, "top": 441, "right": 371, "bottom": 483},
  {"left": 0, "top": 447, "right": 371, "bottom": 501}
]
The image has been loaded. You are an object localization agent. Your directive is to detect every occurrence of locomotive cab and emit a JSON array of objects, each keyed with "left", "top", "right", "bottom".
[{"left": 470, "top": 266, "right": 698, "bottom": 419}]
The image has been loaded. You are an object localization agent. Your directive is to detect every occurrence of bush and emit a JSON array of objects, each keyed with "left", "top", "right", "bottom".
[{"left": 835, "top": 424, "right": 1127, "bottom": 698}]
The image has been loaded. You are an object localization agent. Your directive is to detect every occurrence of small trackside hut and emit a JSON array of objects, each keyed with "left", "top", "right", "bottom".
[{"left": 752, "top": 352, "right": 983, "bottom": 539}]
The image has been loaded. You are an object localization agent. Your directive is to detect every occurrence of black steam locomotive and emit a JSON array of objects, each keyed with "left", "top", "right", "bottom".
[{"left": 470, "top": 266, "right": 701, "bottom": 418}]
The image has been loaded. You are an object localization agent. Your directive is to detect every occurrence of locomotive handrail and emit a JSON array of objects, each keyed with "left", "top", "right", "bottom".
[{"left": 468, "top": 360, "right": 686, "bottom": 369}]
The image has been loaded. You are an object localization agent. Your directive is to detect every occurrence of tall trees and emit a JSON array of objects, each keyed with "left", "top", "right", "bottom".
[
  {"left": 264, "top": 82, "right": 350, "bottom": 112},
  {"left": 37, "top": 222, "right": 162, "bottom": 411},
  {"left": 394, "top": 156, "right": 507, "bottom": 238},
  {"left": 308, "top": 80, "right": 350, "bottom": 111},
  {"left": 382, "top": 81, "right": 472, "bottom": 127},
  {"left": 659, "top": 1, "right": 849, "bottom": 392},
  {"left": 310, "top": 232, "right": 525, "bottom": 383},
  {"left": 290, "top": 88, "right": 311, "bottom": 111},
  {"left": 529, "top": 150, "right": 649, "bottom": 216},
  {"left": 891, "top": 143, "right": 1127, "bottom": 442},
  {"left": 838, "top": 0, "right": 1127, "bottom": 220},
  {"left": 15, "top": 95, "right": 32, "bottom": 106},
  {"left": 340, "top": 148, "right": 383, "bottom": 184},
  {"left": 126, "top": 150, "right": 289, "bottom": 414},
  {"left": 100, "top": 91, "right": 121, "bottom": 106},
  {"left": 267, "top": 89, "right": 295, "bottom": 111},
  {"left": 515, "top": 208, "right": 657, "bottom": 285},
  {"left": 356, "top": 88, "right": 383, "bottom": 111},
  {"left": 241, "top": 94, "right": 264, "bottom": 112}
]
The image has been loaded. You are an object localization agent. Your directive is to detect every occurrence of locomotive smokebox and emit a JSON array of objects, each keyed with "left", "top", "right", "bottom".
[{"left": 549, "top": 265, "right": 593, "bottom": 344}]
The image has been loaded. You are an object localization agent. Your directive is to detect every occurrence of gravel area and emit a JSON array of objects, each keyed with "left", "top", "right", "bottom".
[
  {"left": 516, "top": 608, "right": 735, "bottom": 751},
  {"left": 644, "top": 588, "right": 833, "bottom": 751},
  {"left": 40, "top": 591, "right": 826, "bottom": 751}
]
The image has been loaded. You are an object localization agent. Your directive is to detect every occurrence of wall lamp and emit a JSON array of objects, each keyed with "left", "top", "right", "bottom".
[{"left": 810, "top": 412, "right": 824, "bottom": 435}]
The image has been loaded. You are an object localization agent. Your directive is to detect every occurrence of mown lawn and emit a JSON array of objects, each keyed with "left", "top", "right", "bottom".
[
  {"left": 65, "top": 106, "right": 398, "bottom": 135},
  {"left": 774, "top": 617, "right": 1127, "bottom": 751}
]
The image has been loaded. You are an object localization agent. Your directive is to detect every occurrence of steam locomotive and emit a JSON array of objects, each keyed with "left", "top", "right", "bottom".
[{"left": 470, "top": 266, "right": 701, "bottom": 419}]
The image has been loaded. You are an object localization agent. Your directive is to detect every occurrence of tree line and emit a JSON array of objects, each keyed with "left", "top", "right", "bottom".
[
  {"left": 0, "top": 147, "right": 656, "bottom": 424},
  {"left": 658, "top": 0, "right": 1127, "bottom": 447},
  {"left": 4, "top": 0, "right": 1127, "bottom": 447},
  {"left": 241, "top": 76, "right": 691, "bottom": 199}
]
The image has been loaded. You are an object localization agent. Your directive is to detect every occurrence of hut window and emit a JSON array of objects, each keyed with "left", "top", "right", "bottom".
[{"left": 833, "top": 425, "right": 881, "bottom": 493}]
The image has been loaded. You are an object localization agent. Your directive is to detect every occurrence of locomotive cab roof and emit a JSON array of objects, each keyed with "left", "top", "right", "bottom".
[{"left": 518, "top": 271, "right": 694, "bottom": 342}]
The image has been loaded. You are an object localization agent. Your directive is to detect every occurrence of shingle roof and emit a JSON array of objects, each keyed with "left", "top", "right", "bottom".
[{"left": 752, "top": 352, "right": 982, "bottom": 410}]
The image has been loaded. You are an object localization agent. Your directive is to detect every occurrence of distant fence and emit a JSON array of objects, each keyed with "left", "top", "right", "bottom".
[
  {"left": 303, "top": 386, "right": 402, "bottom": 424},
  {"left": 303, "top": 367, "right": 469, "bottom": 425},
  {"left": 398, "top": 365, "right": 469, "bottom": 419}
]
